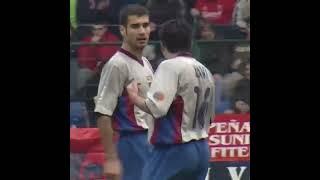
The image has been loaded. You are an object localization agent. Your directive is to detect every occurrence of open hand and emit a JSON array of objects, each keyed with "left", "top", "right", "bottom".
[{"left": 103, "top": 158, "right": 122, "bottom": 180}]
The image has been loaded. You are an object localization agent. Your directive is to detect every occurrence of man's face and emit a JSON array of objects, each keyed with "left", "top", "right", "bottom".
[
  {"left": 235, "top": 100, "right": 250, "bottom": 113},
  {"left": 121, "top": 15, "right": 150, "bottom": 50},
  {"left": 92, "top": 25, "right": 107, "bottom": 37},
  {"left": 201, "top": 26, "right": 215, "bottom": 40},
  {"left": 231, "top": 59, "right": 242, "bottom": 70}
]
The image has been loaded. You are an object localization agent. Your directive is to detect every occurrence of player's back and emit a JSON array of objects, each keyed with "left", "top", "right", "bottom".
[{"left": 147, "top": 55, "right": 215, "bottom": 145}]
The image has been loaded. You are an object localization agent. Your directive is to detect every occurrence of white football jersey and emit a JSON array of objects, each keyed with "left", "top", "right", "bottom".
[
  {"left": 94, "top": 48, "right": 154, "bottom": 132},
  {"left": 145, "top": 54, "right": 215, "bottom": 145}
]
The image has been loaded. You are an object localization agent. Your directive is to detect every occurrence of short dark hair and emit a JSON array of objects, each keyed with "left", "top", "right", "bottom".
[
  {"left": 119, "top": 4, "right": 149, "bottom": 27},
  {"left": 158, "top": 19, "right": 192, "bottom": 53}
]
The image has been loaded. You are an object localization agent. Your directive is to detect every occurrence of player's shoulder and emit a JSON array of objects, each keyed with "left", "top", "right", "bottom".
[
  {"left": 194, "top": 60, "right": 214, "bottom": 76},
  {"left": 158, "top": 59, "right": 177, "bottom": 69},
  {"left": 160, "top": 57, "right": 184, "bottom": 66},
  {"left": 163, "top": 57, "right": 212, "bottom": 75},
  {"left": 107, "top": 51, "right": 129, "bottom": 68},
  {"left": 160, "top": 56, "right": 196, "bottom": 70},
  {"left": 155, "top": 59, "right": 184, "bottom": 77}
]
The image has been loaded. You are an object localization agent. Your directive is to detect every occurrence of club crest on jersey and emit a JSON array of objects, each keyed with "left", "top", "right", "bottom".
[
  {"left": 153, "top": 92, "right": 164, "bottom": 101},
  {"left": 146, "top": 75, "right": 153, "bottom": 81},
  {"left": 146, "top": 75, "right": 153, "bottom": 87}
]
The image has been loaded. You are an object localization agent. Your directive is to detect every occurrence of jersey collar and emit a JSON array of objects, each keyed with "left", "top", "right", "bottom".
[
  {"left": 177, "top": 52, "right": 193, "bottom": 58},
  {"left": 119, "top": 48, "right": 144, "bottom": 66}
]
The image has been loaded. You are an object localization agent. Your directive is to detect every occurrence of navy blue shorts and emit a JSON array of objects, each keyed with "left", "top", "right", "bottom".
[
  {"left": 117, "top": 131, "right": 151, "bottom": 180},
  {"left": 142, "top": 139, "right": 209, "bottom": 180}
]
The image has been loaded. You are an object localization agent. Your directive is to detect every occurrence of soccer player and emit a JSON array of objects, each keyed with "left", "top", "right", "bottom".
[
  {"left": 94, "top": 4, "right": 153, "bottom": 180},
  {"left": 126, "top": 19, "right": 215, "bottom": 180}
]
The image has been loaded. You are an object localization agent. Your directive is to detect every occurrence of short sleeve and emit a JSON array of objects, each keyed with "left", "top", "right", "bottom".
[{"left": 94, "top": 62, "right": 127, "bottom": 116}]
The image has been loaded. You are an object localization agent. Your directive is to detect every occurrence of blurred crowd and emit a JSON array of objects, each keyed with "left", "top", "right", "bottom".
[{"left": 70, "top": 0, "right": 250, "bottom": 127}]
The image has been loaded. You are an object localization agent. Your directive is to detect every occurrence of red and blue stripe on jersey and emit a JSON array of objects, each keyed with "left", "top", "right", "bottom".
[
  {"left": 150, "top": 96, "right": 184, "bottom": 145},
  {"left": 112, "top": 91, "right": 146, "bottom": 132}
]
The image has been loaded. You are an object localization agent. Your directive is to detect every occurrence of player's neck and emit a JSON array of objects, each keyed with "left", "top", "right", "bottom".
[
  {"left": 165, "top": 51, "right": 193, "bottom": 59},
  {"left": 121, "top": 43, "right": 143, "bottom": 60},
  {"left": 165, "top": 52, "right": 179, "bottom": 59}
]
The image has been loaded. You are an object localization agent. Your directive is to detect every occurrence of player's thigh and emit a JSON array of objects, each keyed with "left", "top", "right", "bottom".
[
  {"left": 117, "top": 133, "right": 149, "bottom": 162},
  {"left": 169, "top": 141, "right": 210, "bottom": 180},
  {"left": 168, "top": 166, "right": 209, "bottom": 180},
  {"left": 117, "top": 137, "right": 143, "bottom": 179},
  {"left": 168, "top": 170, "right": 199, "bottom": 180},
  {"left": 118, "top": 134, "right": 150, "bottom": 180},
  {"left": 132, "top": 133, "right": 152, "bottom": 160},
  {"left": 142, "top": 144, "right": 198, "bottom": 180},
  {"left": 194, "top": 140, "right": 210, "bottom": 180},
  {"left": 143, "top": 163, "right": 198, "bottom": 180}
]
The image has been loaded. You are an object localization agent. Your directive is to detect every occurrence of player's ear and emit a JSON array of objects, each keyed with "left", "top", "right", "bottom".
[
  {"left": 160, "top": 42, "right": 166, "bottom": 53},
  {"left": 120, "top": 25, "right": 125, "bottom": 37},
  {"left": 160, "top": 42, "right": 168, "bottom": 58}
]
